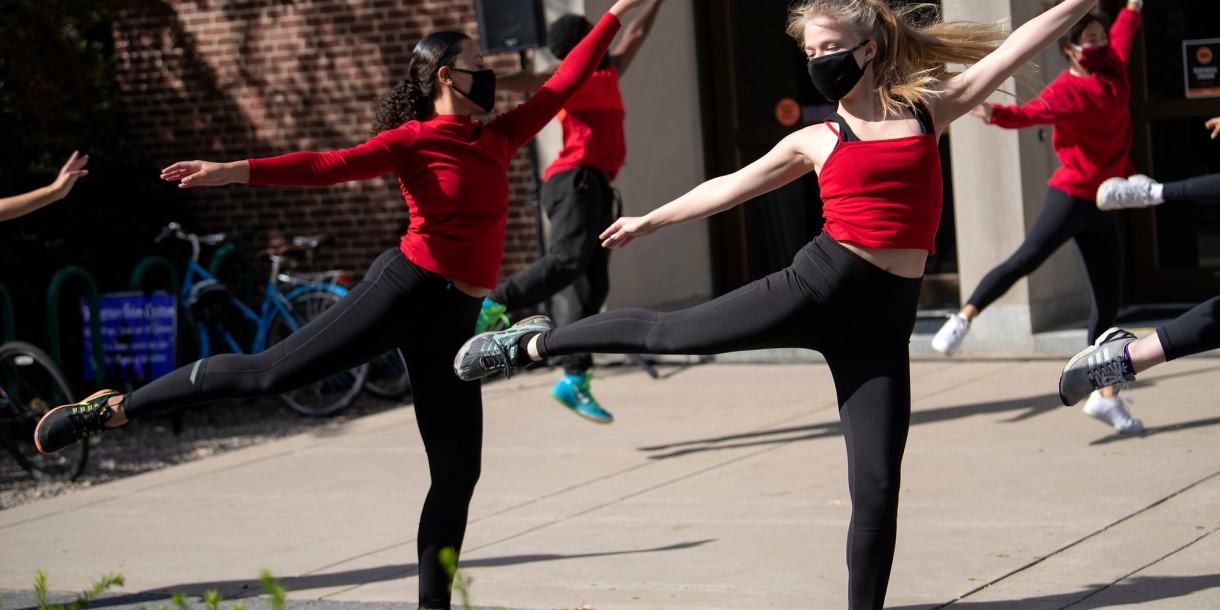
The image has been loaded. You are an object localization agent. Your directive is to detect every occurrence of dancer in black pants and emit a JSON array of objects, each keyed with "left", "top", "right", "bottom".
[
  {"left": 932, "top": 1, "right": 1145, "bottom": 435},
  {"left": 475, "top": 0, "right": 666, "bottom": 423},
  {"left": 454, "top": 0, "right": 1102, "bottom": 607},
  {"left": 32, "top": 3, "right": 647, "bottom": 607}
]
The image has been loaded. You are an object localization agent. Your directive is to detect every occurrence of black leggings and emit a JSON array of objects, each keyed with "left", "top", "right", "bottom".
[
  {"left": 1157, "top": 296, "right": 1220, "bottom": 361},
  {"left": 536, "top": 233, "right": 922, "bottom": 610},
  {"left": 1163, "top": 172, "right": 1220, "bottom": 203},
  {"left": 966, "top": 187, "right": 1122, "bottom": 343},
  {"left": 124, "top": 249, "right": 483, "bottom": 609}
]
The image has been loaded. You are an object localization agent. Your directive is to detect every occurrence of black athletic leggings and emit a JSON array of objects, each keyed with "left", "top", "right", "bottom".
[
  {"left": 124, "top": 249, "right": 483, "bottom": 609},
  {"left": 535, "top": 232, "right": 922, "bottom": 610},
  {"left": 1157, "top": 296, "right": 1220, "bottom": 361},
  {"left": 1163, "top": 172, "right": 1220, "bottom": 203},
  {"left": 966, "top": 187, "right": 1122, "bottom": 343}
]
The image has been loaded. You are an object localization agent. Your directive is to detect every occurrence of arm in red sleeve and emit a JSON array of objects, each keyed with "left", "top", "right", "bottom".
[
  {"left": 247, "top": 126, "right": 416, "bottom": 187},
  {"left": 1108, "top": 8, "right": 1142, "bottom": 65},
  {"left": 488, "top": 13, "right": 622, "bottom": 157},
  {"left": 989, "top": 81, "right": 1087, "bottom": 129}
]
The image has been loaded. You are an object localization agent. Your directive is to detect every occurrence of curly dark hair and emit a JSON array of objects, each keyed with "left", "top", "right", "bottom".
[
  {"left": 371, "top": 31, "right": 471, "bottom": 136},
  {"left": 547, "top": 14, "right": 610, "bottom": 69},
  {"left": 1060, "top": 9, "right": 1109, "bottom": 54}
]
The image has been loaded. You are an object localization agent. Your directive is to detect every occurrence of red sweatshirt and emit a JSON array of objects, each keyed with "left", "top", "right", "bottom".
[
  {"left": 246, "top": 14, "right": 623, "bottom": 289},
  {"left": 988, "top": 8, "right": 1140, "bottom": 201}
]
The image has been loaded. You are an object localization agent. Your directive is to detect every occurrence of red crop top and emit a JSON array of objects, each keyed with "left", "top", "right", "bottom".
[
  {"left": 818, "top": 102, "right": 942, "bottom": 253},
  {"left": 247, "top": 14, "right": 623, "bottom": 289}
]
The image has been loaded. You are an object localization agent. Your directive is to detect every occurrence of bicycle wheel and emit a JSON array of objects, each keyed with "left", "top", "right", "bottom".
[
  {"left": 0, "top": 342, "right": 86, "bottom": 481},
  {"left": 267, "top": 289, "right": 368, "bottom": 416},
  {"left": 365, "top": 349, "right": 411, "bottom": 399}
]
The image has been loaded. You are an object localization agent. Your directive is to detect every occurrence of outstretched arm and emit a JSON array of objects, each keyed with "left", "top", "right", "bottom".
[
  {"left": 0, "top": 152, "right": 89, "bottom": 222},
  {"left": 932, "top": 0, "right": 1099, "bottom": 129},
  {"left": 161, "top": 128, "right": 414, "bottom": 188},
  {"left": 608, "top": 0, "right": 665, "bottom": 77},
  {"left": 600, "top": 130, "right": 814, "bottom": 248}
]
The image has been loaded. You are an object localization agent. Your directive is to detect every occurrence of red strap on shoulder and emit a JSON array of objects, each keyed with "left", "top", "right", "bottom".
[{"left": 824, "top": 121, "right": 843, "bottom": 141}]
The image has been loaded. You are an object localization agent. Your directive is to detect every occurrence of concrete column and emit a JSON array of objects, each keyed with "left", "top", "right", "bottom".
[{"left": 943, "top": 0, "right": 1092, "bottom": 355}]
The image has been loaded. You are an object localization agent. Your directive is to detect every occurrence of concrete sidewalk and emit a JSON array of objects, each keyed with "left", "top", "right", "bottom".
[{"left": 3, "top": 359, "right": 1219, "bottom": 609}]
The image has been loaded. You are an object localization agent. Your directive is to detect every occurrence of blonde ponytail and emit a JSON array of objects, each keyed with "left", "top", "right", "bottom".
[{"left": 788, "top": 0, "right": 1038, "bottom": 117}]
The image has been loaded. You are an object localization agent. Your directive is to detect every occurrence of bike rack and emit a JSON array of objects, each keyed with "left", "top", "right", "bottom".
[
  {"left": 0, "top": 282, "right": 14, "bottom": 345},
  {"left": 129, "top": 256, "right": 181, "bottom": 294},
  {"left": 46, "top": 266, "right": 105, "bottom": 389},
  {"left": 208, "top": 245, "right": 256, "bottom": 306}
]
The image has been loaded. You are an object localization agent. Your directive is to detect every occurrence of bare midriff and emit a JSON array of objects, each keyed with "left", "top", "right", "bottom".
[{"left": 837, "top": 241, "right": 927, "bottom": 279}]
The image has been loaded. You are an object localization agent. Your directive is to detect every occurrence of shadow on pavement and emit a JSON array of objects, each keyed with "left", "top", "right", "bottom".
[
  {"left": 639, "top": 393, "right": 1063, "bottom": 460},
  {"left": 100, "top": 540, "right": 714, "bottom": 600},
  {"left": 887, "top": 573, "right": 1220, "bottom": 609}
]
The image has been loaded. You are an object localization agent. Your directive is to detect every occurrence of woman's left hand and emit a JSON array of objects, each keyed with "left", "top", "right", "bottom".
[
  {"left": 600, "top": 216, "right": 658, "bottom": 249},
  {"left": 1207, "top": 117, "right": 1220, "bottom": 140},
  {"left": 968, "top": 103, "right": 994, "bottom": 123}
]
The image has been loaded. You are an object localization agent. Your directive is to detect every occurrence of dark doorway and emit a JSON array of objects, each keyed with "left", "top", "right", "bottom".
[{"left": 1120, "top": 0, "right": 1220, "bottom": 301}]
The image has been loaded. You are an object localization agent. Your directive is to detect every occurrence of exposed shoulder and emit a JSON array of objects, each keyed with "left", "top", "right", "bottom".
[{"left": 787, "top": 122, "right": 840, "bottom": 171}]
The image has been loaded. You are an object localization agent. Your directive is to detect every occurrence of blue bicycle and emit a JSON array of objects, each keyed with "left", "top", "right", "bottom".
[{"left": 157, "top": 223, "right": 368, "bottom": 415}]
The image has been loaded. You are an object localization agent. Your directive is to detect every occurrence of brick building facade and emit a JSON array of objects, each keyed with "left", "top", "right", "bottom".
[{"left": 111, "top": 0, "right": 540, "bottom": 280}]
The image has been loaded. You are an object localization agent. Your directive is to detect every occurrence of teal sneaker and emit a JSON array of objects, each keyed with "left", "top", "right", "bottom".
[
  {"left": 475, "top": 298, "right": 510, "bottom": 334},
  {"left": 454, "top": 315, "right": 553, "bottom": 381},
  {"left": 550, "top": 373, "right": 613, "bottom": 424}
]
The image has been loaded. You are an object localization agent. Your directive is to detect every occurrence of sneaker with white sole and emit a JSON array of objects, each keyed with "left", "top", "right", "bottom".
[
  {"left": 931, "top": 313, "right": 971, "bottom": 356},
  {"left": 1059, "top": 327, "right": 1138, "bottom": 406},
  {"left": 1096, "top": 174, "right": 1163, "bottom": 211},
  {"left": 1083, "top": 390, "right": 1143, "bottom": 434}
]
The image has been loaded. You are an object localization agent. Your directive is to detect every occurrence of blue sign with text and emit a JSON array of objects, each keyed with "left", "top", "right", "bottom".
[{"left": 82, "top": 293, "right": 177, "bottom": 381}]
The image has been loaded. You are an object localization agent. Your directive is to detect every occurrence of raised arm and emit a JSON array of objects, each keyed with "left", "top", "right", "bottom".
[
  {"left": 1109, "top": 4, "right": 1143, "bottom": 65},
  {"left": 969, "top": 81, "right": 1090, "bottom": 129},
  {"left": 600, "top": 130, "right": 814, "bottom": 248},
  {"left": 0, "top": 152, "right": 88, "bottom": 222},
  {"left": 931, "top": 0, "right": 1099, "bottom": 129},
  {"left": 608, "top": 0, "right": 665, "bottom": 77},
  {"left": 489, "top": 0, "right": 647, "bottom": 154},
  {"left": 161, "top": 128, "right": 414, "bottom": 188}
]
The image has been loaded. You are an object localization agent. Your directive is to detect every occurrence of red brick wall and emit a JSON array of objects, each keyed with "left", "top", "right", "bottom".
[{"left": 111, "top": 0, "right": 540, "bottom": 280}]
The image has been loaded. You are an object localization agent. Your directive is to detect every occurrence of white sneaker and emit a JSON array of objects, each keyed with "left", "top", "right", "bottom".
[
  {"left": 1096, "top": 175, "right": 1163, "bottom": 211},
  {"left": 931, "top": 313, "right": 971, "bottom": 356},
  {"left": 1083, "top": 391, "right": 1144, "bottom": 434}
]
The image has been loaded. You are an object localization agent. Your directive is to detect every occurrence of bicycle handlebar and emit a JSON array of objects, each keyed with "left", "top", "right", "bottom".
[{"left": 155, "top": 222, "right": 227, "bottom": 246}]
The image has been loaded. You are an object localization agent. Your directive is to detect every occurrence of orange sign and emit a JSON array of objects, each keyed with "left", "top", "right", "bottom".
[
  {"left": 775, "top": 98, "right": 801, "bottom": 127},
  {"left": 1199, "top": 46, "right": 1214, "bottom": 65},
  {"left": 1186, "top": 39, "right": 1220, "bottom": 99}
]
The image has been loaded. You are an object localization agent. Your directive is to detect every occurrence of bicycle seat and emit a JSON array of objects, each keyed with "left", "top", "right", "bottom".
[{"left": 291, "top": 234, "right": 334, "bottom": 251}]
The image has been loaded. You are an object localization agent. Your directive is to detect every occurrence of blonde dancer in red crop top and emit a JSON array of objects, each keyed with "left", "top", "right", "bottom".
[{"left": 455, "top": 1, "right": 1104, "bottom": 608}]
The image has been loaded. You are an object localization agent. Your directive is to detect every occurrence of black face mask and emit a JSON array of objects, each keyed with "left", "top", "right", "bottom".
[
  {"left": 450, "top": 68, "right": 497, "bottom": 113},
  {"left": 807, "top": 40, "right": 872, "bottom": 102}
]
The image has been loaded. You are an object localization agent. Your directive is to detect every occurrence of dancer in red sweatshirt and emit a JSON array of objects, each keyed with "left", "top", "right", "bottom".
[
  {"left": 932, "top": 1, "right": 1145, "bottom": 434},
  {"left": 33, "top": 2, "right": 645, "bottom": 607}
]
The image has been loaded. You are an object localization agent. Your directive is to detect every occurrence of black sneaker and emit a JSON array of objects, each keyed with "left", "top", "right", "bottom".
[
  {"left": 453, "top": 315, "right": 554, "bottom": 381},
  {"left": 1058, "top": 328, "right": 1137, "bottom": 406},
  {"left": 34, "top": 390, "right": 119, "bottom": 454}
]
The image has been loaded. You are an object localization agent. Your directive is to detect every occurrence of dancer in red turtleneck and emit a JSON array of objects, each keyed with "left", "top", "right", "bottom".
[{"left": 34, "top": 2, "right": 646, "bottom": 607}]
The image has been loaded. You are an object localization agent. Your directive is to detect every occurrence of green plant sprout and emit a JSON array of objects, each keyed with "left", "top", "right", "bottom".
[{"left": 34, "top": 569, "right": 124, "bottom": 610}]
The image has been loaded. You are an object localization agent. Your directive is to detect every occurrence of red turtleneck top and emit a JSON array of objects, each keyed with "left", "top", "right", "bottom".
[
  {"left": 988, "top": 8, "right": 1140, "bottom": 201},
  {"left": 246, "top": 14, "right": 623, "bottom": 289}
]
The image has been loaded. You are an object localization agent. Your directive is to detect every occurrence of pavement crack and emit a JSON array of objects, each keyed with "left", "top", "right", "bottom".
[
  {"left": 929, "top": 467, "right": 1220, "bottom": 610},
  {"left": 1058, "top": 525, "right": 1219, "bottom": 609}
]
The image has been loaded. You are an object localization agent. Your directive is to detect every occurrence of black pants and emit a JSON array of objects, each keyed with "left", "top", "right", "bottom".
[
  {"left": 536, "top": 233, "right": 922, "bottom": 610},
  {"left": 124, "top": 249, "right": 482, "bottom": 610},
  {"left": 966, "top": 187, "right": 1122, "bottom": 343},
  {"left": 1157, "top": 296, "right": 1220, "bottom": 361},
  {"left": 1163, "top": 172, "right": 1220, "bottom": 202},
  {"left": 489, "top": 167, "right": 617, "bottom": 374}
]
